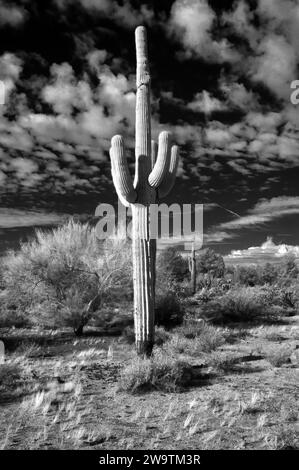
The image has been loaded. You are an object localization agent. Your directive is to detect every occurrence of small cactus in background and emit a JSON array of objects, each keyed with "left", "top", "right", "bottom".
[
  {"left": 109, "top": 26, "right": 179, "bottom": 356},
  {"left": 188, "top": 242, "right": 197, "bottom": 295}
]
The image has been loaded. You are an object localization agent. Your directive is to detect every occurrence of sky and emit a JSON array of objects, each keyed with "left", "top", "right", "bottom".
[{"left": 0, "top": 0, "right": 299, "bottom": 262}]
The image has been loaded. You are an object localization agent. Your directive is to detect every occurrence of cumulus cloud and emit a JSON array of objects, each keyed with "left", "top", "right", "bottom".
[
  {"left": 252, "top": 34, "right": 296, "bottom": 100},
  {"left": 188, "top": 91, "right": 225, "bottom": 114},
  {"left": 0, "top": 1, "right": 27, "bottom": 27},
  {"left": 226, "top": 236, "right": 299, "bottom": 262},
  {"left": 0, "top": 53, "right": 23, "bottom": 104},
  {"left": 55, "top": 0, "right": 154, "bottom": 28},
  {"left": 223, "top": 0, "right": 299, "bottom": 106},
  {"left": 168, "top": 0, "right": 240, "bottom": 63}
]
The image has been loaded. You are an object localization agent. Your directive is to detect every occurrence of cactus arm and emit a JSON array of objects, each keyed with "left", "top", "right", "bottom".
[
  {"left": 148, "top": 131, "right": 171, "bottom": 188},
  {"left": 110, "top": 148, "right": 132, "bottom": 208},
  {"left": 158, "top": 145, "right": 179, "bottom": 198},
  {"left": 110, "top": 135, "right": 137, "bottom": 205},
  {"left": 151, "top": 139, "right": 158, "bottom": 169}
]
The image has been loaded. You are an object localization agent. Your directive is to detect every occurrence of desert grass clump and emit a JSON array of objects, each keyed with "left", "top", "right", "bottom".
[
  {"left": 266, "top": 347, "right": 291, "bottom": 367},
  {"left": 162, "top": 328, "right": 224, "bottom": 359},
  {"left": 0, "top": 361, "right": 33, "bottom": 398},
  {"left": 0, "top": 308, "right": 31, "bottom": 329},
  {"left": 0, "top": 363, "right": 23, "bottom": 390},
  {"left": 179, "top": 321, "right": 225, "bottom": 350},
  {"left": 118, "top": 349, "right": 191, "bottom": 393},
  {"left": 208, "top": 351, "right": 238, "bottom": 373}
]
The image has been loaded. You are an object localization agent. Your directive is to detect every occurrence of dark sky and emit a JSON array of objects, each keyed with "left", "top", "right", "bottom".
[{"left": 0, "top": 0, "right": 299, "bottom": 262}]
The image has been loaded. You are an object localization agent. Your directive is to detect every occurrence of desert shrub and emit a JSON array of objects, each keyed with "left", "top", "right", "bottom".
[
  {"left": 154, "top": 326, "right": 171, "bottom": 345},
  {"left": 156, "top": 247, "right": 189, "bottom": 284},
  {"left": 278, "top": 285, "right": 299, "bottom": 310},
  {"left": 202, "top": 286, "right": 273, "bottom": 323},
  {"left": 278, "top": 253, "right": 298, "bottom": 280},
  {"left": 154, "top": 291, "right": 184, "bottom": 328},
  {"left": 1, "top": 220, "right": 131, "bottom": 334},
  {"left": 118, "top": 349, "right": 191, "bottom": 393},
  {"left": 208, "top": 351, "right": 238, "bottom": 372},
  {"left": 237, "top": 266, "right": 260, "bottom": 286},
  {"left": 259, "top": 263, "right": 279, "bottom": 285},
  {"left": 163, "top": 323, "right": 225, "bottom": 356},
  {"left": 197, "top": 248, "right": 225, "bottom": 278},
  {"left": 0, "top": 361, "right": 33, "bottom": 398},
  {"left": 266, "top": 347, "right": 291, "bottom": 367},
  {"left": 192, "top": 277, "right": 231, "bottom": 304},
  {"left": 121, "top": 325, "right": 135, "bottom": 344},
  {"left": 0, "top": 307, "right": 32, "bottom": 329},
  {"left": 0, "top": 363, "right": 23, "bottom": 388}
]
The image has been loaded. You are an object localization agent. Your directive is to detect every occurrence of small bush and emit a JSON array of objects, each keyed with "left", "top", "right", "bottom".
[
  {"left": 154, "top": 326, "right": 171, "bottom": 345},
  {"left": 0, "top": 363, "right": 23, "bottom": 389},
  {"left": 266, "top": 348, "right": 291, "bottom": 367},
  {"left": 122, "top": 326, "right": 135, "bottom": 344},
  {"left": 0, "top": 361, "right": 33, "bottom": 398},
  {"left": 118, "top": 349, "right": 191, "bottom": 393},
  {"left": 163, "top": 324, "right": 224, "bottom": 357},
  {"left": 208, "top": 352, "right": 238, "bottom": 372},
  {"left": 155, "top": 291, "right": 184, "bottom": 328},
  {"left": 0, "top": 309, "right": 31, "bottom": 329},
  {"left": 203, "top": 286, "right": 273, "bottom": 323},
  {"left": 180, "top": 320, "right": 225, "bottom": 348}
]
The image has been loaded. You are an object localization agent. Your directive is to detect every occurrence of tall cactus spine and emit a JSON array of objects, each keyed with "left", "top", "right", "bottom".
[{"left": 110, "top": 26, "right": 179, "bottom": 357}]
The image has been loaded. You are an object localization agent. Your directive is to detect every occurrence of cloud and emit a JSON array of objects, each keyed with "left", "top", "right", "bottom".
[
  {"left": 0, "top": 1, "right": 27, "bottom": 27},
  {"left": 219, "top": 196, "right": 299, "bottom": 231},
  {"left": 222, "top": 0, "right": 259, "bottom": 48},
  {"left": 0, "top": 208, "right": 67, "bottom": 228},
  {"left": 188, "top": 91, "right": 225, "bottom": 114},
  {"left": 0, "top": 53, "right": 23, "bottom": 104},
  {"left": 252, "top": 34, "right": 296, "bottom": 99},
  {"left": 223, "top": 0, "right": 299, "bottom": 106},
  {"left": 168, "top": 0, "right": 240, "bottom": 63},
  {"left": 205, "top": 231, "right": 234, "bottom": 243},
  {"left": 226, "top": 236, "right": 299, "bottom": 262},
  {"left": 55, "top": 0, "right": 154, "bottom": 28}
]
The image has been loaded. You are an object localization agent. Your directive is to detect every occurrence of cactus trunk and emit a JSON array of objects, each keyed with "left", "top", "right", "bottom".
[
  {"left": 132, "top": 205, "right": 155, "bottom": 355},
  {"left": 109, "top": 26, "right": 179, "bottom": 357}
]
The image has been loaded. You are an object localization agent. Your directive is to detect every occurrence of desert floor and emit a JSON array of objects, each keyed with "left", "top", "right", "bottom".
[{"left": 0, "top": 315, "right": 298, "bottom": 450}]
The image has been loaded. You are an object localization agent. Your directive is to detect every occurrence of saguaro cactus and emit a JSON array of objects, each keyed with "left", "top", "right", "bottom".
[{"left": 110, "top": 26, "right": 179, "bottom": 356}]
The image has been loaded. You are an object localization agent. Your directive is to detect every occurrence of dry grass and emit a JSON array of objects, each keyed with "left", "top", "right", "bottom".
[
  {"left": 0, "top": 311, "right": 298, "bottom": 450},
  {"left": 161, "top": 323, "right": 225, "bottom": 358},
  {"left": 118, "top": 348, "right": 192, "bottom": 393},
  {"left": 265, "top": 347, "right": 292, "bottom": 367}
]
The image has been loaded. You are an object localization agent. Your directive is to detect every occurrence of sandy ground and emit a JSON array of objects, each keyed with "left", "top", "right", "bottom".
[{"left": 0, "top": 316, "right": 298, "bottom": 450}]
